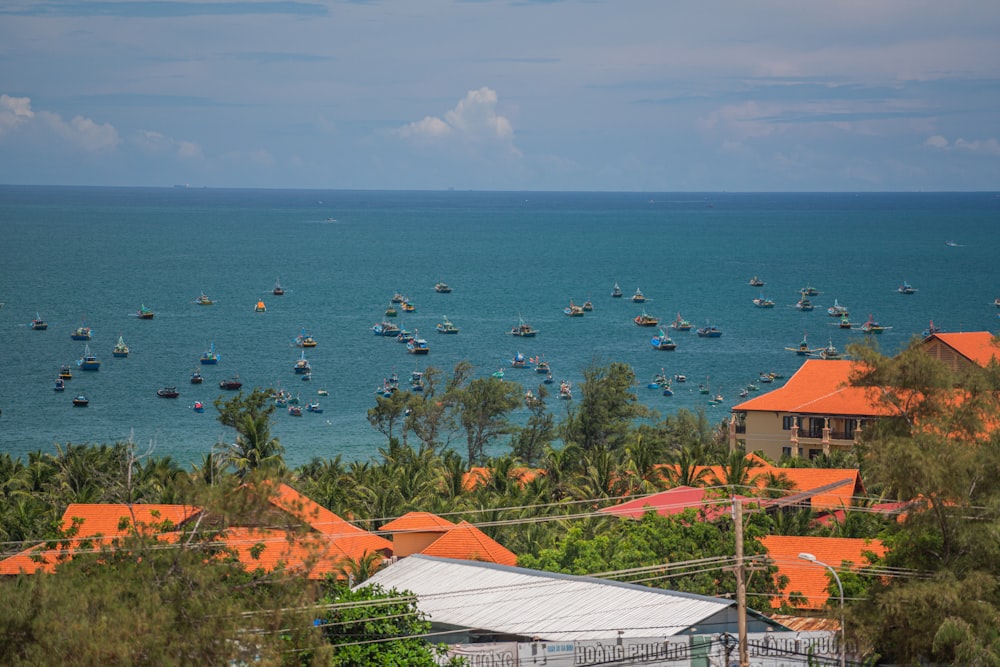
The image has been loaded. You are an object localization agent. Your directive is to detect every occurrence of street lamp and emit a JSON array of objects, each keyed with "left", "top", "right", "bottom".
[{"left": 799, "top": 552, "right": 846, "bottom": 667}]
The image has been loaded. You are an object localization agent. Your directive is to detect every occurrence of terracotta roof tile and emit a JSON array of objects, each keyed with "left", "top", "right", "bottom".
[
  {"left": 380, "top": 511, "right": 457, "bottom": 533},
  {"left": 267, "top": 483, "right": 371, "bottom": 538},
  {"left": 597, "top": 486, "right": 740, "bottom": 521},
  {"left": 418, "top": 521, "right": 517, "bottom": 566},
  {"left": 927, "top": 332, "right": 1000, "bottom": 366},
  {"left": 761, "top": 535, "right": 886, "bottom": 609},
  {"left": 732, "top": 359, "right": 895, "bottom": 416},
  {"left": 0, "top": 504, "right": 201, "bottom": 575}
]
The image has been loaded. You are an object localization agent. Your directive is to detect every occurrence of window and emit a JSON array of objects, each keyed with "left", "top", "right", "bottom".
[
  {"left": 809, "top": 418, "right": 824, "bottom": 438},
  {"left": 781, "top": 447, "right": 792, "bottom": 457},
  {"left": 782, "top": 416, "right": 800, "bottom": 430},
  {"left": 808, "top": 448, "right": 822, "bottom": 460},
  {"left": 844, "top": 419, "right": 856, "bottom": 438}
]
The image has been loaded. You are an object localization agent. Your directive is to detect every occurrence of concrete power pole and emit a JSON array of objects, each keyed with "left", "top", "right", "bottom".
[{"left": 734, "top": 498, "right": 749, "bottom": 667}]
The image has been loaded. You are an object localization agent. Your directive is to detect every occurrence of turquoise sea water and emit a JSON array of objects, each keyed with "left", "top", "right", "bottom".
[{"left": 1, "top": 187, "right": 997, "bottom": 468}]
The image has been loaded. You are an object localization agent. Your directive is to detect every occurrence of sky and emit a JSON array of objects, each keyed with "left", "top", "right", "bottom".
[{"left": 1, "top": 1, "right": 999, "bottom": 191}]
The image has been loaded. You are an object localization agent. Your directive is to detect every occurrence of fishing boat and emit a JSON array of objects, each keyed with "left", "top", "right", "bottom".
[
  {"left": 671, "top": 313, "right": 693, "bottom": 331},
  {"left": 112, "top": 334, "right": 129, "bottom": 358},
  {"left": 511, "top": 352, "right": 528, "bottom": 368},
  {"left": 696, "top": 323, "right": 723, "bottom": 338},
  {"left": 809, "top": 341, "right": 843, "bottom": 360},
  {"left": 800, "top": 285, "right": 820, "bottom": 297},
  {"left": 317, "top": 388, "right": 329, "bottom": 396},
  {"left": 558, "top": 380, "right": 573, "bottom": 400},
  {"left": 796, "top": 297, "right": 815, "bottom": 312},
  {"left": 372, "top": 321, "right": 401, "bottom": 337},
  {"left": 72, "top": 395, "right": 89, "bottom": 407},
  {"left": 827, "top": 299, "right": 849, "bottom": 317},
  {"left": 219, "top": 377, "right": 243, "bottom": 390},
  {"left": 54, "top": 377, "right": 65, "bottom": 392},
  {"left": 192, "top": 401, "right": 205, "bottom": 413},
  {"left": 410, "top": 370, "right": 425, "bottom": 392},
  {"left": 994, "top": 297, "right": 1000, "bottom": 308},
  {"left": 564, "top": 301, "right": 585, "bottom": 317},
  {"left": 70, "top": 317, "right": 92, "bottom": 340},
  {"left": 860, "top": 313, "right": 890, "bottom": 334},
  {"left": 306, "top": 402, "right": 323, "bottom": 413},
  {"left": 491, "top": 368, "right": 505, "bottom": 380},
  {"left": 384, "top": 303, "right": 398, "bottom": 317},
  {"left": 254, "top": 300, "right": 266, "bottom": 313},
  {"left": 749, "top": 276, "right": 765, "bottom": 287},
  {"left": 59, "top": 365, "right": 73, "bottom": 380},
  {"left": 434, "top": 282, "right": 452, "bottom": 293},
  {"left": 922, "top": 319, "right": 944, "bottom": 337},
  {"left": 631, "top": 288, "right": 646, "bottom": 303},
  {"left": 401, "top": 301, "right": 415, "bottom": 313},
  {"left": 785, "top": 333, "right": 819, "bottom": 356},
  {"left": 582, "top": 300, "right": 594, "bottom": 312},
  {"left": 294, "top": 350, "right": 312, "bottom": 374},
  {"left": 650, "top": 329, "right": 676, "bottom": 350},
  {"left": 634, "top": 310, "right": 659, "bottom": 327},
  {"left": 77, "top": 344, "right": 101, "bottom": 371},
  {"left": 837, "top": 314, "right": 854, "bottom": 329},
  {"left": 524, "top": 389, "right": 539, "bottom": 406},
  {"left": 136, "top": 303, "right": 155, "bottom": 319},
  {"left": 407, "top": 335, "right": 430, "bottom": 355},
  {"left": 293, "top": 329, "right": 317, "bottom": 347},
  {"left": 287, "top": 405, "right": 303, "bottom": 416},
  {"left": 157, "top": 387, "right": 180, "bottom": 398},
  {"left": 752, "top": 295, "right": 775, "bottom": 308},
  {"left": 196, "top": 292, "right": 214, "bottom": 305},
  {"left": 200, "top": 342, "right": 220, "bottom": 365},
  {"left": 535, "top": 360, "right": 551, "bottom": 374},
  {"left": 898, "top": 281, "right": 917, "bottom": 295},
  {"left": 611, "top": 282, "right": 623, "bottom": 298},
  {"left": 395, "top": 329, "right": 414, "bottom": 343},
  {"left": 273, "top": 278, "right": 284, "bottom": 296},
  {"left": 30, "top": 313, "right": 48, "bottom": 330},
  {"left": 508, "top": 316, "right": 538, "bottom": 337},
  {"left": 708, "top": 393, "right": 724, "bottom": 406},
  {"left": 543, "top": 373, "right": 554, "bottom": 385},
  {"left": 390, "top": 292, "right": 406, "bottom": 304},
  {"left": 674, "top": 374, "right": 687, "bottom": 383},
  {"left": 190, "top": 369, "right": 204, "bottom": 384},
  {"left": 648, "top": 371, "right": 669, "bottom": 389},
  {"left": 661, "top": 384, "right": 674, "bottom": 397},
  {"left": 436, "top": 316, "right": 460, "bottom": 334}
]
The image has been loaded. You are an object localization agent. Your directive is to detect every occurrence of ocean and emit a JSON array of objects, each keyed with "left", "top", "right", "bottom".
[{"left": 1, "top": 187, "right": 997, "bottom": 468}]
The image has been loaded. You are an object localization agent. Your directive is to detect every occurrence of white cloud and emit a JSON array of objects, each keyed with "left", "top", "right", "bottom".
[
  {"left": 925, "top": 135, "right": 1000, "bottom": 156},
  {"left": 395, "top": 87, "right": 520, "bottom": 157},
  {"left": 0, "top": 95, "right": 34, "bottom": 134},
  {"left": 0, "top": 93, "right": 119, "bottom": 152},
  {"left": 133, "top": 129, "right": 203, "bottom": 160}
]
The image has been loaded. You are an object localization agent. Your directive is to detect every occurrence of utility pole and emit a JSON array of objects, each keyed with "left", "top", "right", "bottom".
[{"left": 734, "top": 497, "right": 748, "bottom": 667}]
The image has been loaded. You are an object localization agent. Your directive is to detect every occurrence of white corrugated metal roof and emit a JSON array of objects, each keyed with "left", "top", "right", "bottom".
[{"left": 363, "top": 555, "right": 745, "bottom": 641}]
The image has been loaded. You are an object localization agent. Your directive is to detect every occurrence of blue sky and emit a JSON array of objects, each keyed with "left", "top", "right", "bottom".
[{"left": 1, "top": 1, "right": 998, "bottom": 191}]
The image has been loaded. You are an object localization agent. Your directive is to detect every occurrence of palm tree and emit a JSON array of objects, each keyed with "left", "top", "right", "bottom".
[
  {"left": 226, "top": 412, "right": 285, "bottom": 479},
  {"left": 665, "top": 445, "right": 711, "bottom": 488},
  {"left": 711, "top": 450, "right": 763, "bottom": 495},
  {"left": 334, "top": 550, "right": 386, "bottom": 586}
]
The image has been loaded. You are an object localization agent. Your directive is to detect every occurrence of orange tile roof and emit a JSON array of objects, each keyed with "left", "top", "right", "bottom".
[
  {"left": 656, "top": 460, "right": 863, "bottom": 511},
  {"left": 266, "top": 482, "right": 375, "bottom": 539},
  {"left": 0, "top": 487, "right": 392, "bottom": 579},
  {"left": 418, "top": 521, "right": 517, "bottom": 566},
  {"left": 597, "top": 486, "right": 740, "bottom": 521},
  {"left": 761, "top": 535, "right": 886, "bottom": 609},
  {"left": 927, "top": 332, "right": 1000, "bottom": 366},
  {"left": 462, "top": 466, "right": 542, "bottom": 491},
  {"left": 380, "top": 511, "right": 457, "bottom": 533},
  {"left": 0, "top": 503, "right": 202, "bottom": 575},
  {"left": 733, "top": 359, "right": 894, "bottom": 416},
  {"left": 218, "top": 526, "right": 388, "bottom": 579}
]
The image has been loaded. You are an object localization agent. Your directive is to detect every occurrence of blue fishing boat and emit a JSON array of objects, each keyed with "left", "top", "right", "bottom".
[
  {"left": 294, "top": 349, "right": 312, "bottom": 374},
  {"left": 200, "top": 342, "right": 220, "bottom": 365},
  {"left": 650, "top": 329, "right": 677, "bottom": 350},
  {"left": 77, "top": 344, "right": 100, "bottom": 371},
  {"left": 696, "top": 323, "right": 723, "bottom": 338},
  {"left": 372, "top": 321, "right": 401, "bottom": 336}
]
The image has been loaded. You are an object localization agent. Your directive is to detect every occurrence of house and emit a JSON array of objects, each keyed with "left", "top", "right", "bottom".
[
  {"left": 730, "top": 332, "right": 1000, "bottom": 461},
  {"left": 0, "top": 483, "right": 392, "bottom": 579},
  {"left": 655, "top": 457, "right": 865, "bottom": 512},
  {"left": 761, "top": 535, "right": 887, "bottom": 610},
  {"left": 379, "top": 511, "right": 517, "bottom": 566},
  {"left": 363, "top": 554, "right": 790, "bottom": 644}
]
